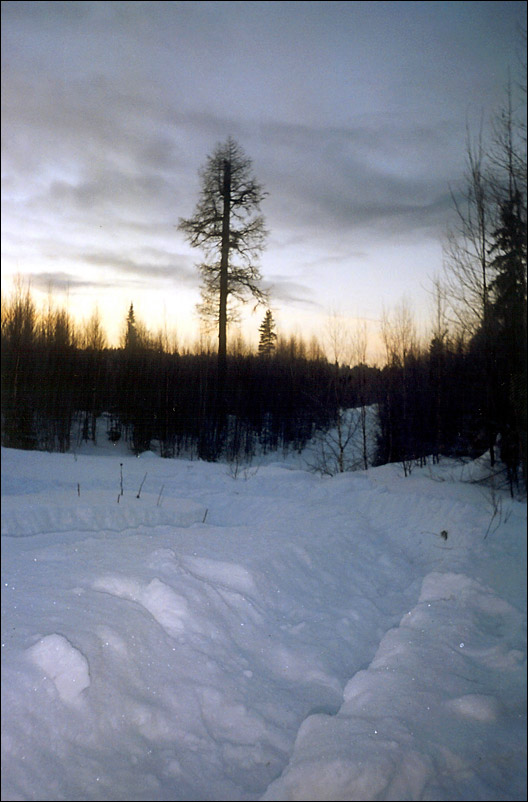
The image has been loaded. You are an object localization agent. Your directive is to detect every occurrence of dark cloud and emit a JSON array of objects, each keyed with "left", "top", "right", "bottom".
[
  {"left": 252, "top": 119, "right": 464, "bottom": 241},
  {"left": 23, "top": 271, "right": 119, "bottom": 294},
  {"left": 80, "top": 250, "right": 197, "bottom": 287},
  {"left": 0, "top": 15, "right": 506, "bottom": 259},
  {"left": 45, "top": 172, "right": 174, "bottom": 217},
  {"left": 262, "top": 277, "right": 321, "bottom": 310},
  {"left": 25, "top": 249, "right": 198, "bottom": 294}
]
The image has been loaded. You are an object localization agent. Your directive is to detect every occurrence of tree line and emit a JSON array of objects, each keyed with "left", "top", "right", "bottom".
[
  {"left": 0, "top": 289, "right": 378, "bottom": 460},
  {"left": 1, "top": 275, "right": 524, "bottom": 493}
]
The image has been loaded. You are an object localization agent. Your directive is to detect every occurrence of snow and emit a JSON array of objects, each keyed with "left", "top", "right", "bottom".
[{"left": 1, "top": 437, "right": 526, "bottom": 801}]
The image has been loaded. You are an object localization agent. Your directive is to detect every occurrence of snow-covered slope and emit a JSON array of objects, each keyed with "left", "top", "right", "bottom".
[{"left": 1, "top": 446, "right": 526, "bottom": 801}]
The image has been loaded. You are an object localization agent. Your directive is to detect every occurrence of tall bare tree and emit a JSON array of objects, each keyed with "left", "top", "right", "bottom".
[
  {"left": 179, "top": 138, "right": 268, "bottom": 373},
  {"left": 351, "top": 319, "right": 370, "bottom": 470},
  {"left": 443, "top": 124, "right": 493, "bottom": 338},
  {"left": 379, "top": 299, "right": 419, "bottom": 468}
]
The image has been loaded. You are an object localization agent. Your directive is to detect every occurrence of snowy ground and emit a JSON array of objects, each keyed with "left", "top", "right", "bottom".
[{"left": 1, "top": 434, "right": 526, "bottom": 801}]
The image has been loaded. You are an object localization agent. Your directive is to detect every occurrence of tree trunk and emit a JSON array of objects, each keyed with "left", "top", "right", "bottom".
[
  {"left": 214, "top": 158, "right": 231, "bottom": 455},
  {"left": 218, "top": 158, "right": 231, "bottom": 374}
]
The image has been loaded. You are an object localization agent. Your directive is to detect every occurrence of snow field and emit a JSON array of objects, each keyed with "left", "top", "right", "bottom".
[{"left": 1, "top": 445, "right": 526, "bottom": 801}]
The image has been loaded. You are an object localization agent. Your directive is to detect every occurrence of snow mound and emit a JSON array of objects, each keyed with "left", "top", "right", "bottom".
[
  {"left": 26, "top": 633, "right": 90, "bottom": 705},
  {"left": 445, "top": 693, "right": 503, "bottom": 722},
  {"left": 180, "top": 555, "right": 257, "bottom": 594},
  {"left": 93, "top": 575, "right": 190, "bottom": 636}
]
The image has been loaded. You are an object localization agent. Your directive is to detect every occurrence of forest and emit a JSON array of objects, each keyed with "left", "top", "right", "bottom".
[
  {"left": 1, "top": 98, "right": 526, "bottom": 494},
  {"left": 1, "top": 275, "right": 524, "bottom": 496}
]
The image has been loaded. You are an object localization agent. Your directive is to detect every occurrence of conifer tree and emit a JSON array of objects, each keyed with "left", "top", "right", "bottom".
[
  {"left": 179, "top": 138, "right": 268, "bottom": 370},
  {"left": 179, "top": 138, "right": 268, "bottom": 456},
  {"left": 489, "top": 187, "right": 527, "bottom": 486},
  {"left": 124, "top": 303, "right": 138, "bottom": 351},
  {"left": 258, "top": 309, "right": 277, "bottom": 356}
]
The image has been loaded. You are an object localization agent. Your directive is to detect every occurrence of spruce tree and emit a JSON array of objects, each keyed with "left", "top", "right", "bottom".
[
  {"left": 124, "top": 303, "right": 138, "bottom": 351},
  {"left": 258, "top": 309, "right": 277, "bottom": 356},
  {"left": 489, "top": 188, "right": 527, "bottom": 487}
]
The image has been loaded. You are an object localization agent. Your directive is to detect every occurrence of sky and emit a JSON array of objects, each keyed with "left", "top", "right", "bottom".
[
  {"left": 1, "top": 1, "right": 526, "bottom": 354},
  {"left": 1, "top": 422, "right": 526, "bottom": 801}
]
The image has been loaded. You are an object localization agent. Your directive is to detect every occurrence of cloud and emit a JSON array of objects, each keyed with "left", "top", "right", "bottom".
[
  {"left": 45, "top": 172, "right": 174, "bottom": 218},
  {"left": 14, "top": 242, "right": 198, "bottom": 295},
  {"left": 262, "top": 277, "right": 321, "bottom": 310},
  {"left": 81, "top": 249, "right": 197, "bottom": 287},
  {"left": 22, "top": 271, "right": 118, "bottom": 294},
  {"left": 23, "top": 251, "right": 197, "bottom": 294},
  {"left": 2, "top": 0, "right": 524, "bottom": 338},
  {"left": 0, "top": 6, "right": 474, "bottom": 275},
  {"left": 2, "top": 41, "right": 463, "bottom": 243},
  {"left": 252, "top": 120, "right": 463, "bottom": 241}
]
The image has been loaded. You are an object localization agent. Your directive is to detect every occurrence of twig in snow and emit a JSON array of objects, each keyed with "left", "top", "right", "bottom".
[{"left": 137, "top": 472, "right": 147, "bottom": 499}]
